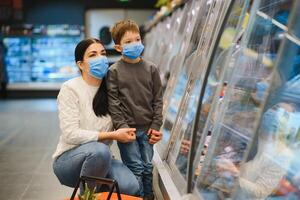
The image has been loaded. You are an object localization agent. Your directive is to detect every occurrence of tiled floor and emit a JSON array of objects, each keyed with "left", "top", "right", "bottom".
[{"left": 0, "top": 99, "right": 75, "bottom": 200}]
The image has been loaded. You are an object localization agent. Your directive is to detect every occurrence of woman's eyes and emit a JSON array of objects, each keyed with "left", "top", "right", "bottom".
[{"left": 89, "top": 52, "right": 106, "bottom": 57}]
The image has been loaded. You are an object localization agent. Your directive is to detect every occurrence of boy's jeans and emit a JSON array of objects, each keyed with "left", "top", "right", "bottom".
[{"left": 118, "top": 129, "right": 154, "bottom": 198}]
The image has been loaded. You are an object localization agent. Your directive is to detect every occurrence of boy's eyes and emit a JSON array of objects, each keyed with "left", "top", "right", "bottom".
[{"left": 124, "top": 39, "right": 141, "bottom": 44}]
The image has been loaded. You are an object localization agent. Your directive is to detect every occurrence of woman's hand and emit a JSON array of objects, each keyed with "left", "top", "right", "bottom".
[
  {"left": 114, "top": 128, "right": 136, "bottom": 143},
  {"left": 148, "top": 129, "right": 162, "bottom": 144},
  {"left": 98, "top": 128, "right": 136, "bottom": 143}
]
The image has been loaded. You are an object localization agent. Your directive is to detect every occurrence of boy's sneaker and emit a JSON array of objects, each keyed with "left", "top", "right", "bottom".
[{"left": 143, "top": 194, "right": 154, "bottom": 200}]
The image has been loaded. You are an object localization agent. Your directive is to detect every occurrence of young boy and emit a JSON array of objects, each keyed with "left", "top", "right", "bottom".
[{"left": 107, "top": 20, "right": 163, "bottom": 200}]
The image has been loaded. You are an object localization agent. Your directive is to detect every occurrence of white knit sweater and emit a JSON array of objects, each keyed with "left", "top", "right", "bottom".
[{"left": 53, "top": 76, "right": 113, "bottom": 159}]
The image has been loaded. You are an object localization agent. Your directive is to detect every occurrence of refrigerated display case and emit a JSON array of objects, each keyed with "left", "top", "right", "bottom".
[
  {"left": 144, "top": 0, "right": 210, "bottom": 157},
  {"left": 190, "top": 0, "right": 299, "bottom": 199},
  {"left": 157, "top": 0, "right": 210, "bottom": 157},
  {"left": 3, "top": 37, "right": 32, "bottom": 83},
  {"left": 2, "top": 24, "right": 83, "bottom": 90},
  {"left": 143, "top": 7, "right": 184, "bottom": 69},
  {"left": 160, "top": 0, "right": 230, "bottom": 164},
  {"left": 166, "top": 0, "right": 250, "bottom": 195},
  {"left": 31, "top": 36, "right": 80, "bottom": 82},
  {"left": 143, "top": 0, "right": 300, "bottom": 199},
  {"left": 157, "top": 0, "right": 201, "bottom": 85},
  {"left": 144, "top": 0, "right": 196, "bottom": 85},
  {"left": 144, "top": 0, "right": 251, "bottom": 198}
]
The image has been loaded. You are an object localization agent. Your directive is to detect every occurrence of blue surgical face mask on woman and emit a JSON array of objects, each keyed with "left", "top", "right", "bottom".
[
  {"left": 88, "top": 56, "right": 109, "bottom": 79},
  {"left": 122, "top": 42, "right": 144, "bottom": 60}
]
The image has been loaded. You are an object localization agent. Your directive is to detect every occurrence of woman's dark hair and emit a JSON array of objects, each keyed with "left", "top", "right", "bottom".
[{"left": 75, "top": 38, "right": 109, "bottom": 117}]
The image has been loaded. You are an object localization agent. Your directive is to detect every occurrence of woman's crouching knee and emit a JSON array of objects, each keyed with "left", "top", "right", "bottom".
[{"left": 119, "top": 176, "right": 140, "bottom": 196}]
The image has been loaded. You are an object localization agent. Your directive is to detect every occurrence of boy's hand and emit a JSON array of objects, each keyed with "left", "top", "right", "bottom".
[
  {"left": 147, "top": 129, "right": 162, "bottom": 144},
  {"left": 147, "top": 128, "right": 153, "bottom": 135}
]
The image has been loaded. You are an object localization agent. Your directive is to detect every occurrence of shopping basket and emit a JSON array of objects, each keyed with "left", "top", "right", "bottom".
[{"left": 65, "top": 175, "right": 142, "bottom": 200}]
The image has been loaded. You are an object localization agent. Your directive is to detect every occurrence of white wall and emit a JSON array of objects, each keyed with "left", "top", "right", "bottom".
[{"left": 85, "top": 9, "right": 155, "bottom": 49}]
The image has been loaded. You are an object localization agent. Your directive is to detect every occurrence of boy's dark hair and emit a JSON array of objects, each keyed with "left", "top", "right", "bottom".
[
  {"left": 74, "top": 38, "right": 109, "bottom": 117},
  {"left": 111, "top": 19, "right": 140, "bottom": 45}
]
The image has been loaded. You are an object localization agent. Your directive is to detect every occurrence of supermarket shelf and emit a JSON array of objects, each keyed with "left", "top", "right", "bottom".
[
  {"left": 256, "top": 10, "right": 288, "bottom": 31},
  {"left": 7, "top": 82, "right": 62, "bottom": 90},
  {"left": 286, "top": 33, "right": 300, "bottom": 46},
  {"left": 144, "top": 2, "right": 185, "bottom": 32},
  {"left": 243, "top": 48, "right": 273, "bottom": 67},
  {"left": 220, "top": 122, "right": 251, "bottom": 141}
]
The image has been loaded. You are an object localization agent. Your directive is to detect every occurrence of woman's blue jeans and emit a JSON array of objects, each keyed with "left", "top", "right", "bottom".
[{"left": 53, "top": 141, "right": 139, "bottom": 196}]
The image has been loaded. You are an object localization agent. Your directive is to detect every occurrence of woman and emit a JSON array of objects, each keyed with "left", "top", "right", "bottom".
[{"left": 52, "top": 38, "right": 140, "bottom": 195}]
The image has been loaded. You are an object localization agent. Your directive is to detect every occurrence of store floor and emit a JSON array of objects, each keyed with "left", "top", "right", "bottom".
[{"left": 0, "top": 99, "right": 121, "bottom": 200}]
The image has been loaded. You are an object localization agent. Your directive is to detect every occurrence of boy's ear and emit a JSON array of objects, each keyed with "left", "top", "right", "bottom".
[{"left": 114, "top": 44, "right": 122, "bottom": 53}]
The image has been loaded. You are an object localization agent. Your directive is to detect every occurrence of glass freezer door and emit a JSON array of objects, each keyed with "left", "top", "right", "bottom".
[
  {"left": 161, "top": 0, "right": 232, "bottom": 194},
  {"left": 144, "top": 7, "right": 185, "bottom": 75},
  {"left": 193, "top": 0, "right": 294, "bottom": 199},
  {"left": 233, "top": 1, "right": 300, "bottom": 199},
  {"left": 158, "top": 0, "right": 202, "bottom": 94},
  {"left": 168, "top": 0, "right": 250, "bottom": 191},
  {"left": 165, "top": 0, "right": 230, "bottom": 164},
  {"left": 157, "top": 0, "right": 213, "bottom": 157}
]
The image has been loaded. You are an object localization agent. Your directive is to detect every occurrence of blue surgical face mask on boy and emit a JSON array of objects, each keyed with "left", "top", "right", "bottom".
[
  {"left": 88, "top": 56, "right": 109, "bottom": 79},
  {"left": 122, "top": 42, "right": 144, "bottom": 60}
]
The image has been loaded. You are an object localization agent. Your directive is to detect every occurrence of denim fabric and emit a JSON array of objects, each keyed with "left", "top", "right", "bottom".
[
  {"left": 53, "top": 141, "right": 139, "bottom": 196},
  {"left": 117, "top": 130, "right": 154, "bottom": 197}
]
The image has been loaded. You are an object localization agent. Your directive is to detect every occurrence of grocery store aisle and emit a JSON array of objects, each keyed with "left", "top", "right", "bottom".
[{"left": 0, "top": 99, "right": 73, "bottom": 200}]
